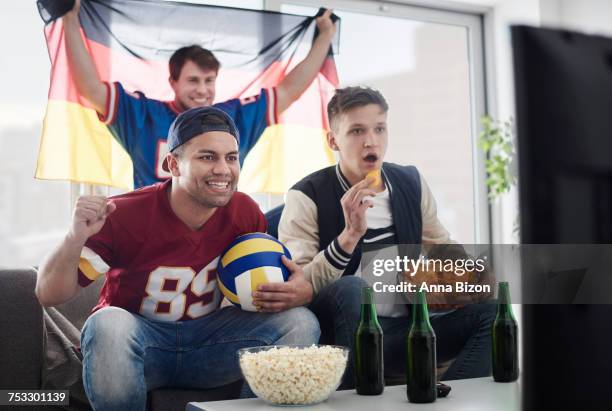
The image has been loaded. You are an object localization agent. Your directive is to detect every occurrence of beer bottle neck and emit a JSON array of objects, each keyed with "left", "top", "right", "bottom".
[
  {"left": 360, "top": 302, "right": 379, "bottom": 324},
  {"left": 496, "top": 282, "right": 515, "bottom": 318},
  {"left": 360, "top": 287, "right": 380, "bottom": 327},
  {"left": 411, "top": 291, "right": 432, "bottom": 330}
]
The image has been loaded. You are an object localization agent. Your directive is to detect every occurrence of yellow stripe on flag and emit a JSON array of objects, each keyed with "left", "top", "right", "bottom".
[
  {"left": 221, "top": 238, "right": 284, "bottom": 267},
  {"left": 36, "top": 104, "right": 334, "bottom": 191},
  {"left": 35, "top": 100, "right": 134, "bottom": 188},
  {"left": 78, "top": 257, "right": 104, "bottom": 281},
  {"left": 239, "top": 124, "right": 335, "bottom": 194},
  {"left": 250, "top": 267, "right": 269, "bottom": 293}
]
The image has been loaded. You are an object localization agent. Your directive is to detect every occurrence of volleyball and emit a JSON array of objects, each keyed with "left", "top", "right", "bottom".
[{"left": 217, "top": 233, "right": 292, "bottom": 311}]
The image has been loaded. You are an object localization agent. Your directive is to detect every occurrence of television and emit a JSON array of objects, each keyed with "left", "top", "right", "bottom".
[{"left": 512, "top": 25, "right": 612, "bottom": 411}]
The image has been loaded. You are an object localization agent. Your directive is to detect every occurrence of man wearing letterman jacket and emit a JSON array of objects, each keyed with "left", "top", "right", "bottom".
[{"left": 258, "top": 86, "right": 495, "bottom": 388}]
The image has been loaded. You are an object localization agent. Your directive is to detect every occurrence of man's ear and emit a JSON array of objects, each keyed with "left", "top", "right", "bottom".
[
  {"left": 327, "top": 130, "right": 339, "bottom": 151},
  {"left": 167, "top": 153, "right": 181, "bottom": 177}
]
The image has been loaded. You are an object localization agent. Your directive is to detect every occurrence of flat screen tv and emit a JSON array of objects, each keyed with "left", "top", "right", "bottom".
[{"left": 512, "top": 25, "right": 612, "bottom": 411}]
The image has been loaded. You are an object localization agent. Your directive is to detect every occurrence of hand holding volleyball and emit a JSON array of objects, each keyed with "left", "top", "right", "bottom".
[{"left": 217, "top": 233, "right": 293, "bottom": 312}]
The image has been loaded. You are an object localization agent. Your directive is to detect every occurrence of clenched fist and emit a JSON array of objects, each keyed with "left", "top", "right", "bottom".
[
  {"left": 316, "top": 9, "right": 337, "bottom": 39},
  {"left": 70, "top": 196, "right": 116, "bottom": 244}
]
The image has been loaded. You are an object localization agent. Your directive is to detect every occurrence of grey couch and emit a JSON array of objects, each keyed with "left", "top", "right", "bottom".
[{"left": 0, "top": 268, "right": 242, "bottom": 411}]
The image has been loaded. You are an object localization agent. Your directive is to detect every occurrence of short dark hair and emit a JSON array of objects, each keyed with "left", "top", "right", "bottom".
[
  {"left": 327, "top": 87, "right": 389, "bottom": 131},
  {"left": 169, "top": 45, "right": 221, "bottom": 81}
]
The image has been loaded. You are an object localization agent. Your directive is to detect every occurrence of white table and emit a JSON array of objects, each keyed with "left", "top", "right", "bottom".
[{"left": 186, "top": 377, "right": 520, "bottom": 411}]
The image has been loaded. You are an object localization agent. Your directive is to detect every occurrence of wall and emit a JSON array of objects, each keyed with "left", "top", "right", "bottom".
[{"left": 540, "top": 0, "right": 612, "bottom": 36}]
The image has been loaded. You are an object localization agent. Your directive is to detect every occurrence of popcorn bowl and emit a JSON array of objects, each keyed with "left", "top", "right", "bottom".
[{"left": 238, "top": 344, "right": 349, "bottom": 405}]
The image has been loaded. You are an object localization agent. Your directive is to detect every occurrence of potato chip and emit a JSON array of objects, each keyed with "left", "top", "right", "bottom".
[{"left": 366, "top": 169, "right": 382, "bottom": 188}]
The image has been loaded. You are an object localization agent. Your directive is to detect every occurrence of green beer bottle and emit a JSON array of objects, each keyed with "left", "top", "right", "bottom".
[
  {"left": 492, "top": 281, "right": 519, "bottom": 382},
  {"left": 354, "top": 286, "right": 384, "bottom": 395},
  {"left": 406, "top": 290, "right": 436, "bottom": 403}
]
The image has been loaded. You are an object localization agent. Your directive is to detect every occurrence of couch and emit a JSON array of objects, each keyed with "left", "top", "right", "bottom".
[{"left": 0, "top": 268, "right": 242, "bottom": 411}]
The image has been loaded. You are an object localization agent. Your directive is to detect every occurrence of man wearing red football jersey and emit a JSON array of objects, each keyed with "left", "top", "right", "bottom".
[{"left": 36, "top": 107, "right": 319, "bottom": 411}]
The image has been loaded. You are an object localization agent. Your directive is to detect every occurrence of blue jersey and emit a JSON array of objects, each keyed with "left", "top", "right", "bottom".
[{"left": 100, "top": 81, "right": 278, "bottom": 188}]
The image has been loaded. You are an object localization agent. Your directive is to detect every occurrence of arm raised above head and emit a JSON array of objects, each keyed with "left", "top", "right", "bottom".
[
  {"left": 275, "top": 9, "right": 337, "bottom": 114},
  {"left": 62, "top": 0, "right": 108, "bottom": 116}
]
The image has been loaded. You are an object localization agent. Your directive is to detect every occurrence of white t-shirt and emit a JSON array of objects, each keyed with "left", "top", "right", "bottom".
[{"left": 353, "top": 187, "right": 409, "bottom": 318}]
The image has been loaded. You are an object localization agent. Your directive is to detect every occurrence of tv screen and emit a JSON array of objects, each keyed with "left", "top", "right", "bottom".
[{"left": 513, "top": 25, "right": 612, "bottom": 411}]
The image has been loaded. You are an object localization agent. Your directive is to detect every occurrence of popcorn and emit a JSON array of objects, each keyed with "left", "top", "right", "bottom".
[{"left": 239, "top": 345, "right": 348, "bottom": 405}]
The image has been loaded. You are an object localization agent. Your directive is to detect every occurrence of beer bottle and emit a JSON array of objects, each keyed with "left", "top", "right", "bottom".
[
  {"left": 354, "top": 286, "right": 384, "bottom": 395},
  {"left": 406, "top": 290, "right": 436, "bottom": 403},
  {"left": 492, "top": 281, "right": 519, "bottom": 382}
]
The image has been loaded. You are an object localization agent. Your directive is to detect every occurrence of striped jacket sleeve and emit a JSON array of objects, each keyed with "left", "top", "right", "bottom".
[{"left": 278, "top": 189, "right": 352, "bottom": 294}]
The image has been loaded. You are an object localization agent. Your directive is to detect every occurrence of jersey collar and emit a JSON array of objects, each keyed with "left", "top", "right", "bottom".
[{"left": 166, "top": 100, "right": 183, "bottom": 115}]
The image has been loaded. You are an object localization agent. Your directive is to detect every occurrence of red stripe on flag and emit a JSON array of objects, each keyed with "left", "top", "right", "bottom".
[{"left": 320, "top": 57, "right": 340, "bottom": 87}]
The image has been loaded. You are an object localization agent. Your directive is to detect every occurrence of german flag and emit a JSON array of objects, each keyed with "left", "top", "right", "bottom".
[{"left": 36, "top": 0, "right": 339, "bottom": 192}]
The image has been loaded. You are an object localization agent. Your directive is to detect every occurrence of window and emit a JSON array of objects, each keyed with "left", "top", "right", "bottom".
[{"left": 0, "top": 4, "right": 72, "bottom": 268}]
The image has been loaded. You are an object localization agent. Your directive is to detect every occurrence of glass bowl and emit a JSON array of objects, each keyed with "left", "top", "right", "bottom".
[{"left": 238, "top": 344, "right": 349, "bottom": 406}]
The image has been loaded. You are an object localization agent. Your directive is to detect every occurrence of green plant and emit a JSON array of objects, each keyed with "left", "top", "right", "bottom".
[{"left": 479, "top": 116, "right": 516, "bottom": 199}]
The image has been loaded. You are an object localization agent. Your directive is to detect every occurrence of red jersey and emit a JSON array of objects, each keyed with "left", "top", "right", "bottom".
[{"left": 77, "top": 180, "right": 266, "bottom": 321}]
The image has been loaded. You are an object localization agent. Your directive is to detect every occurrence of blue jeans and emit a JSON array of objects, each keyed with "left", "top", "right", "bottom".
[
  {"left": 309, "top": 276, "right": 496, "bottom": 387},
  {"left": 80, "top": 305, "right": 320, "bottom": 411}
]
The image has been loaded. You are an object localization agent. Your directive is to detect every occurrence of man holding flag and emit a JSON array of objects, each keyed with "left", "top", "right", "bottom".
[{"left": 62, "top": 0, "right": 336, "bottom": 189}]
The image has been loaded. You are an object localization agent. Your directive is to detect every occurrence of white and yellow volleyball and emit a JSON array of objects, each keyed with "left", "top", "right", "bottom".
[{"left": 217, "top": 233, "right": 292, "bottom": 311}]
